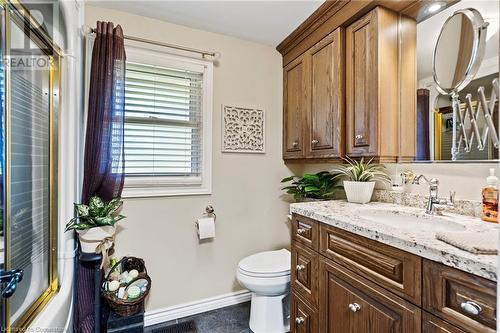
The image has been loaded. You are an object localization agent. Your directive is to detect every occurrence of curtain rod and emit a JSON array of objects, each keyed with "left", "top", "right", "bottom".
[{"left": 87, "top": 27, "right": 218, "bottom": 58}]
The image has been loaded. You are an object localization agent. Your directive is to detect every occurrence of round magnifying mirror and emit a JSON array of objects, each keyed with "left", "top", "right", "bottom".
[{"left": 433, "top": 8, "right": 488, "bottom": 95}]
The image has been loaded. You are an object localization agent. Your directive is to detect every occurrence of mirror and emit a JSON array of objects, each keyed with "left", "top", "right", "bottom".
[
  {"left": 433, "top": 9, "right": 486, "bottom": 94},
  {"left": 412, "top": 1, "right": 499, "bottom": 162}
]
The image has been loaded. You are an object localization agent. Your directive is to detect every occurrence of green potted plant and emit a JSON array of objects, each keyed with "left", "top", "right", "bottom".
[
  {"left": 331, "top": 157, "right": 391, "bottom": 204},
  {"left": 281, "top": 171, "right": 342, "bottom": 202},
  {"left": 65, "top": 196, "right": 125, "bottom": 253}
]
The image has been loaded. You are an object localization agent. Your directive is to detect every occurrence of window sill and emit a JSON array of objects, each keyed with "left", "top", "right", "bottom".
[{"left": 121, "top": 186, "right": 211, "bottom": 198}]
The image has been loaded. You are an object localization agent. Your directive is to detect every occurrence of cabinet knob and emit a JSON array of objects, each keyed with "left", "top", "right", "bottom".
[
  {"left": 355, "top": 134, "right": 364, "bottom": 141},
  {"left": 295, "top": 317, "right": 305, "bottom": 324},
  {"left": 348, "top": 303, "right": 361, "bottom": 313},
  {"left": 460, "top": 301, "right": 482, "bottom": 316},
  {"left": 311, "top": 139, "right": 319, "bottom": 145},
  {"left": 296, "top": 264, "right": 306, "bottom": 271},
  {"left": 297, "top": 228, "right": 306, "bottom": 235},
  {"left": 292, "top": 141, "right": 299, "bottom": 148}
]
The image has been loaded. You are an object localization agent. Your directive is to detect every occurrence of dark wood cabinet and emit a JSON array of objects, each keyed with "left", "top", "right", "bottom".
[
  {"left": 283, "top": 54, "right": 308, "bottom": 159},
  {"left": 306, "top": 28, "right": 344, "bottom": 159},
  {"left": 291, "top": 292, "right": 318, "bottom": 333},
  {"left": 345, "top": 7, "right": 400, "bottom": 162},
  {"left": 290, "top": 213, "right": 497, "bottom": 333},
  {"left": 292, "top": 242, "right": 319, "bottom": 307},
  {"left": 319, "top": 257, "right": 421, "bottom": 333},
  {"left": 423, "top": 259, "right": 497, "bottom": 333}
]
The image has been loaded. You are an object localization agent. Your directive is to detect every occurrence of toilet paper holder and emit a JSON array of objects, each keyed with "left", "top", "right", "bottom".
[
  {"left": 195, "top": 205, "right": 217, "bottom": 240},
  {"left": 195, "top": 205, "right": 217, "bottom": 226}
]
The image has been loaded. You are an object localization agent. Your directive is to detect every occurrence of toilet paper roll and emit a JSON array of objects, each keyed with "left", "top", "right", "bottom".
[{"left": 196, "top": 217, "right": 215, "bottom": 240}]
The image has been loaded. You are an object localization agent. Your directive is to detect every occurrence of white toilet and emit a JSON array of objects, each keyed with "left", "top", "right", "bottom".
[{"left": 236, "top": 249, "right": 291, "bottom": 333}]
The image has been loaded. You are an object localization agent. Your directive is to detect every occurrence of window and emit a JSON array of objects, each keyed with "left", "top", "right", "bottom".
[{"left": 122, "top": 47, "right": 213, "bottom": 197}]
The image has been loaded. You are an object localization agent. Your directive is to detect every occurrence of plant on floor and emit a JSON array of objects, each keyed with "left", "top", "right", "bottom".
[
  {"left": 331, "top": 156, "right": 391, "bottom": 183},
  {"left": 281, "top": 171, "right": 342, "bottom": 200},
  {"left": 65, "top": 196, "right": 125, "bottom": 232}
]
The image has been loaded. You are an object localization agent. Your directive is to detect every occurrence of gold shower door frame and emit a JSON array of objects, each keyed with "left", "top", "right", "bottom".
[{"left": 1, "top": 0, "right": 61, "bottom": 331}]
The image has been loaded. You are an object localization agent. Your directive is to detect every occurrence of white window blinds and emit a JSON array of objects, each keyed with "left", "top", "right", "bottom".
[{"left": 124, "top": 61, "right": 204, "bottom": 178}]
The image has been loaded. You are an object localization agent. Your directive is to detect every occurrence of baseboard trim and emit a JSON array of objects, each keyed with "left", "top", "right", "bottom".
[{"left": 145, "top": 290, "right": 251, "bottom": 327}]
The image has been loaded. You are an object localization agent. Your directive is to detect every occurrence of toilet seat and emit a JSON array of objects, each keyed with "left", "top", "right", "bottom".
[{"left": 238, "top": 249, "right": 290, "bottom": 278}]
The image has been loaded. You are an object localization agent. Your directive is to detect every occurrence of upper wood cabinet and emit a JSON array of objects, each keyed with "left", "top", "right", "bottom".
[
  {"left": 279, "top": 3, "right": 417, "bottom": 162},
  {"left": 345, "top": 7, "right": 399, "bottom": 162},
  {"left": 283, "top": 28, "right": 344, "bottom": 161},
  {"left": 283, "top": 54, "right": 308, "bottom": 159},
  {"left": 306, "top": 29, "right": 344, "bottom": 159}
]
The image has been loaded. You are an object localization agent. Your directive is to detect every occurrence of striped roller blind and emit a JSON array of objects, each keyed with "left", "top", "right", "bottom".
[{"left": 124, "top": 61, "right": 204, "bottom": 179}]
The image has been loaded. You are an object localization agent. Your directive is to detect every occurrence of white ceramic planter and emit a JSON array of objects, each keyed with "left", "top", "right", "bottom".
[
  {"left": 77, "top": 226, "right": 116, "bottom": 253},
  {"left": 343, "top": 181, "right": 375, "bottom": 204}
]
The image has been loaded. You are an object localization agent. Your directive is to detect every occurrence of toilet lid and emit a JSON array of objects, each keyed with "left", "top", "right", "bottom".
[{"left": 238, "top": 249, "right": 290, "bottom": 276}]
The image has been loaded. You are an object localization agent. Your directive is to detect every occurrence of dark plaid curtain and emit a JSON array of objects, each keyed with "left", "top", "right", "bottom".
[{"left": 74, "top": 21, "right": 126, "bottom": 333}]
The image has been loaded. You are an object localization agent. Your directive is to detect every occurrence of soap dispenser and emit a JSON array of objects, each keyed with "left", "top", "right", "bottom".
[{"left": 481, "top": 168, "right": 499, "bottom": 223}]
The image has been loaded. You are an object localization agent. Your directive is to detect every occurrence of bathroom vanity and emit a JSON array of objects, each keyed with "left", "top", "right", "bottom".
[{"left": 289, "top": 201, "right": 498, "bottom": 333}]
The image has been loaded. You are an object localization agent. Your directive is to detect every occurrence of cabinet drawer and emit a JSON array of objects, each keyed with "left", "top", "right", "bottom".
[
  {"left": 320, "top": 224, "right": 422, "bottom": 305},
  {"left": 291, "top": 293, "right": 318, "bottom": 333},
  {"left": 292, "top": 214, "right": 319, "bottom": 251},
  {"left": 423, "top": 312, "right": 466, "bottom": 333},
  {"left": 291, "top": 241, "right": 319, "bottom": 307},
  {"left": 423, "top": 259, "right": 496, "bottom": 333}
]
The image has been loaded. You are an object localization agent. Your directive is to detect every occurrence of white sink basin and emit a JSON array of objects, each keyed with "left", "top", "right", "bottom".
[{"left": 359, "top": 209, "right": 467, "bottom": 232}]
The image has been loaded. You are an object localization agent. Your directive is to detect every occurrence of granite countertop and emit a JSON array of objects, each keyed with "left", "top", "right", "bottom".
[{"left": 290, "top": 200, "right": 499, "bottom": 281}]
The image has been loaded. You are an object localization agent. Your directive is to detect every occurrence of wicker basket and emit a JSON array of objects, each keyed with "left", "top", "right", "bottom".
[{"left": 102, "top": 257, "right": 152, "bottom": 317}]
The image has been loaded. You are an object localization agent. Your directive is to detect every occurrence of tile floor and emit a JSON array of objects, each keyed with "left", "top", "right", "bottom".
[{"left": 145, "top": 302, "right": 252, "bottom": 333}]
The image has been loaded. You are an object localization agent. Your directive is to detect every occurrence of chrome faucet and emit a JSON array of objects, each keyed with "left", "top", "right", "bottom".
[{"left": 412, "top": 175, "right": 455, "bottom": 215}]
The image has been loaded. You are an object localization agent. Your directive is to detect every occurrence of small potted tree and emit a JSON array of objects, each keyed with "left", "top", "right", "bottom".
[
  {"left": 65, "top": 196, "right": 125, "bottom": 254},
  {"left": 281, "top": 171, "right": 343, "bottom": 202},
  {"left": 331, "top": 157, "right": 390, "bottom": 204}
]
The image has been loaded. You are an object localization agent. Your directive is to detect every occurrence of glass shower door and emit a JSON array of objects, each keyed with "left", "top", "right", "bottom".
[
  {"left": 8, "top": 17, "right": 52, "bottom": 326},
  {"left": 0, "top": 3, "right": 59, "bottom": 330}
]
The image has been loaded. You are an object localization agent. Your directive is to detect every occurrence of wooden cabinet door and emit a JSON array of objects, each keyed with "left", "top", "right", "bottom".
[
  {"left": 319, "top": 257, "right": 421, "bottom": 333},
  {"left": 291, "top": 293, "right": 319, "bottom": 333},
  {"left": 283, "top": 54, "right": 308, "bottom": 159},
  {"left": 307, "top": 28, "right": 344, "bottom": 159},
  {"left": 346, "top": 9, "right": 378, "bottom": 156},
  {"left": 292, "top": 242, "right": 319, "bottom": 307}
]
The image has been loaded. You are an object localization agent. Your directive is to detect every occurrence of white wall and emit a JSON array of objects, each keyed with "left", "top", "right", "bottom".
[{"left": 85, "top": 6, "right": 299, "bottom": 312}]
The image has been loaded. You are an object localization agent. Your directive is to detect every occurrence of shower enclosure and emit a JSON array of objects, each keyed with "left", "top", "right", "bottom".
[{"left": 0, "top": 1, "right": 60, "bottom": 330}]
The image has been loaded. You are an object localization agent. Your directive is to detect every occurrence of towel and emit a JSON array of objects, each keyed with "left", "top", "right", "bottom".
[{"left": 436, "top": 231, "right": 498, "bottom": 255}]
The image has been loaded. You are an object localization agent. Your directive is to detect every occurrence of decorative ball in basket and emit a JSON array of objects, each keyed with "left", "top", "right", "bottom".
[{"left": 102, "top": 257, "right": 151, "bottom": 317}]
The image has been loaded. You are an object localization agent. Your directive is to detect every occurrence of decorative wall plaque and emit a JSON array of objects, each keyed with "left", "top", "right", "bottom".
[{"left": 222, "top": 105, "right": 265, "bottom": 153}]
